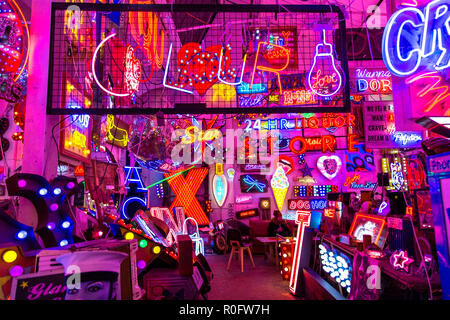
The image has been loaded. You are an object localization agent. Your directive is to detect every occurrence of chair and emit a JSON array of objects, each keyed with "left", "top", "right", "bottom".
[{"left": 226, "top": 229, "right": 255, "bottom": 272}]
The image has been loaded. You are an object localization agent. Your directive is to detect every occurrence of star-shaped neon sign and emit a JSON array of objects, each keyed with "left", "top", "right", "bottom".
[
  {"left": 300, "top": 163, "right": 314, "bottom": 177},
  {"left": 391, "top": 250, "right": 414, "bottom": 272}
]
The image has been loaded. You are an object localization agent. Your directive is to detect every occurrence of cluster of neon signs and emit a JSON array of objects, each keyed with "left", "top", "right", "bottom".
[
  {"left": 293, "top": 185, "right": 338, "bottom": 197},
  {"left": 355, "top": 68, "right": 392, "bottom": 94},
  {"left": 382, "top": 0, "right": 450, "bottom": 77},
  {"left": 288, "top": 199, "right": 327, "bottom": 210},
  {"left": 240, "top": 114, "right": 356, "bottom": 131}
]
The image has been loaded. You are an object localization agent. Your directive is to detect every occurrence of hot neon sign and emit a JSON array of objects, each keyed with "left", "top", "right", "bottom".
[{"left": 382, "top": 0, "right": 450, "bottom": 77}]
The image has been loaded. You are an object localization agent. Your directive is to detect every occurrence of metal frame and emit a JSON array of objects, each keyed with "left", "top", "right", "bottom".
[{"left": 47, "top": 3, "right": 351, "bottom": 115}]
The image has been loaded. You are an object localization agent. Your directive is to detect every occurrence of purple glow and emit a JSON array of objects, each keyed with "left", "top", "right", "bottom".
[
  {"left": 47, "top": 222, "right": 55, "bottom": 230},
  {"left": 18, "top": 179, "right": 27, "bottom": 188},
  {"left": 66, "top": 182, "right": 75, "bottom": 189},
  {"left": 49, "top": 203, "right": 59, "bottom": 212},
  {"left": 9, "top": 265, "right": 24, "bottom": 277},
  {"left": 137, "top": 260, "right": 146, "bottom": 269}
]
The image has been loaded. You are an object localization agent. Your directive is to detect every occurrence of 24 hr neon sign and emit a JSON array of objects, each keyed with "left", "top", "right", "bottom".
[{"left": 382, "top": 0, "right": 450, "bottom": 77}]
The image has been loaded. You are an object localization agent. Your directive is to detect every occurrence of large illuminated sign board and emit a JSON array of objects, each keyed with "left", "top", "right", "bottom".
[{"left": 382, "top": 0, "right": 450, "bottom": 77}]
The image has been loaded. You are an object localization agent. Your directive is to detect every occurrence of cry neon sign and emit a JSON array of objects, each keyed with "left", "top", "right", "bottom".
[{"left": 382, "top": 0, "right": 450, "bottom": 77}]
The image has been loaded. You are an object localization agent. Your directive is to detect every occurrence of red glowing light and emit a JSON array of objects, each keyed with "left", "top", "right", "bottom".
[
  {"left": 406, "top": 71, "right": 450, "bottom": 116},
  {"left": 164, "top": 167, "right": 209, "bottom": 225},
  {"left": 289, "top": 210, "right": 311, "bottom": 294}
]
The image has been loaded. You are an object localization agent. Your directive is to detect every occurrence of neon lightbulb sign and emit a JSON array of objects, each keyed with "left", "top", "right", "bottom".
[
  {"left": 382, "top": 0, "right": 450, "bottom": 77},
  {"left": 307, "top": 30, "right": 343, "bottom": 97},
  {"left": 212, "top": 163, "right": 228, "bottom": 207}
]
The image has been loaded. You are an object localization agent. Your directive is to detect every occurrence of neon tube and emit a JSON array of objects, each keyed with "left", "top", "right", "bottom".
[{"left": 92, "top": 33, "right": 130, "bottom": 97}]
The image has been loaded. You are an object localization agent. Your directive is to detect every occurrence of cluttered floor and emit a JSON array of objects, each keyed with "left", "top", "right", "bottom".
[{"left": 205, "top": 253, "right": 301, "bottom": 300}]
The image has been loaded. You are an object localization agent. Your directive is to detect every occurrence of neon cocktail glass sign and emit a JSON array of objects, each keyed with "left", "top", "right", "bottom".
[{"left": 382, "top": 0, "right": 450, "bottom": 77}]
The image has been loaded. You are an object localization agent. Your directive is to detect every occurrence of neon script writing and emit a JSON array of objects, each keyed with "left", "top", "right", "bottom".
[
  {"left": 382, "top": 0, "right": 450, "bottom": 76},
  {"left": 181, "top": 126, "right": 222, "bottom": 144},
  {"left": 391, "top": 131, "right": 423, "bottom": 146},
  {"left": 307, "top": 30, "right": 343, "bottom": 97}
]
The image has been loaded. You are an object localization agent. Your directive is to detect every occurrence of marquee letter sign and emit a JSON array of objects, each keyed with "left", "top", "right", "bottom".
[{"left": 382, "top": 0, "right": 450, "bottom": 77}]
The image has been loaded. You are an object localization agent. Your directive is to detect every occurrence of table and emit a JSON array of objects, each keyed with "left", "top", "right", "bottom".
[{"left": 254, "top": 237, "right": 278, "bottom": 266}]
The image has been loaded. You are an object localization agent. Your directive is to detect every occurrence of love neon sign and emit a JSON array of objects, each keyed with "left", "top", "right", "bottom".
[
  {"left": 307, "top": 30, "right": 343, "bottom": 97},
  {"left": 382, "top": 0, "right": 450, "bottom": 77}
]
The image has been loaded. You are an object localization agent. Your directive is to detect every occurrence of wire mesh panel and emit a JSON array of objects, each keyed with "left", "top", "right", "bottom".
[{"left": 47, "top": 3, "right": 350, "bottom": 115}]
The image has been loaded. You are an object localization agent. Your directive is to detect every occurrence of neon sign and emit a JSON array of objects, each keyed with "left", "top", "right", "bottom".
[
  {"left": 124, "top": 166, "right": 147, "bottom": 192},
  {"left": 317, "top": 155, "right": 342, "bottom": 180},
  {"left": 67, "top": 105, "right": 90, "bottom": 129},
  {"left": 212, "top": 164, "right": 228, "bottom": 207},
  {"left": 406, "top": 71, "right": 450, "bottom": 116},
  {"left": 250, "top": 41, "right": 290, "bottom": 95},
  {"left": 344, "top": 174, "right": 378, "bottom": 189},
  {"left": 307, "top": 30, "right": 343, "bottom": 97},
  {"left": 164, "top": 167, "right": 209, "bottom": 225},
  {"left": 238, "top": 94, "right": 265, "bottom": 107},
  {"left": 391, "top": 131, "right": 423, "bottom": 147},
  {"left": 236, "top": 195, "right": 252, "bottom": 204},
  {"left": 390, "top": 250, "right": 414, "bottom": 272},
  {"left": 289, "top": 210, "right": 311, "bottom": 294},
  {"left": 124, "top": 45, "right": 141, "bottom": 95},
  {"left": 318, "top": 242, "right": 352, "bottom": 294},
  {"left": 294, "top": 185, "right": 338, "bottom": 197},
  {"left": 240, "top": 114, "right": 356, "bottom": 131},
  {"left": 382, "top": 0, "right": 450, "bottom": 77},
  {"left": 288, "top": 199, "right": 327, "bottom": 210},
  {"left": 241, "top": 175, "right": 268, "bottom": 193},
  {"left": 271, "top": 167, "right": 290, "bottom": 211},
  {"left": 356, "top": 68, "right": 392, "bottom": 94}
]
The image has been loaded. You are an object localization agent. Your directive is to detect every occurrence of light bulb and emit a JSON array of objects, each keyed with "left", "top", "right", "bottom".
[
  {"left": 213, "top": 164, "right": 228, "bottom": 207},
  {"left": 307, "top": 30, "right": 343, "bottom": 97}
]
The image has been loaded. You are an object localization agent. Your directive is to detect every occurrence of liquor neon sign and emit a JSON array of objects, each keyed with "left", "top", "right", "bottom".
[{"left": 382, "top": 0, "right": 450, "bottom": 77}]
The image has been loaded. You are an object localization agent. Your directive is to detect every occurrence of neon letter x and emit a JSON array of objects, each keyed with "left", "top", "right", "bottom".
[{"left": 164, "top": 168, "right": 209, "bottom": 225}]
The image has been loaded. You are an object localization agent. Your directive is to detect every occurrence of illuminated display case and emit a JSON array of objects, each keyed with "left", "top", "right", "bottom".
[{"left": 348, "top": 213, "right": 388, "bottom": 249}]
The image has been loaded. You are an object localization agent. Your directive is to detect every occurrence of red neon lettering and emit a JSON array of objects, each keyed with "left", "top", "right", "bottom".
[
  {"left": 250, "top": 42, "right": 289, "bottom": 95},
  {"left": 289, "top": 136, "right": 307, "bottom": 155},
  {"left": 347, "top": 134, "right": 359, "bottom": 152}
]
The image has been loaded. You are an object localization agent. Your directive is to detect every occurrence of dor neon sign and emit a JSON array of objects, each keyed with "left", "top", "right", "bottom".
[{"left": 382, "top": 0, "right": 450, "bottom": 77}]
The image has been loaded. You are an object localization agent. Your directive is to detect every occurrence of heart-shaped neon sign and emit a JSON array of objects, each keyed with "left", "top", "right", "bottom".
[{"left": 317, "top": 155, "right": 342, "bottom": 180}]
